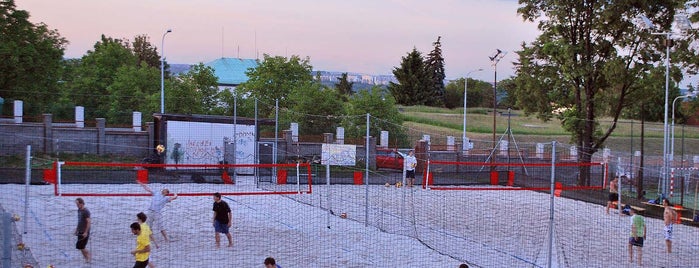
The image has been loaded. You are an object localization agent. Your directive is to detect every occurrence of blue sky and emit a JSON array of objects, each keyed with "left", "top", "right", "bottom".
[{"left": 16, "top": 0, "right": 539, "bottom": 82}]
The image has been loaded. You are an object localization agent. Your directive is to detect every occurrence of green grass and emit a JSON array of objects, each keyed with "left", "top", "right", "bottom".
[{"left": 398, "top": 105, "right": 699, "bottom": 155}]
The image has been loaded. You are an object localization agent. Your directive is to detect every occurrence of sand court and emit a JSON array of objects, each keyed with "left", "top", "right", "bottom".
[{"left": 1, "top": 183, "right": 698, "bottom": 267}]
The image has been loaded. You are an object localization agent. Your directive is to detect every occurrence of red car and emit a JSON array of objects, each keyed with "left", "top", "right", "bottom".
[{"left": 376, "top": 148, "right": 404, "bottom": 170}]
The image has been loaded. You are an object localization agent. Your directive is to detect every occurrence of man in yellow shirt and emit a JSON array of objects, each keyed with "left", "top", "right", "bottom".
[
  {"left": 130, "top": 222, "right": 151, "bottom": 268},
  {"left": 137, "top": 212, "right": 157, "bottom": 268}
]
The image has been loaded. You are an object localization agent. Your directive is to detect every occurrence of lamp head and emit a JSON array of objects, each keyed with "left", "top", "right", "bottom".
[{"left": 166, "top": 29, "right": 172, "bottom": 33}]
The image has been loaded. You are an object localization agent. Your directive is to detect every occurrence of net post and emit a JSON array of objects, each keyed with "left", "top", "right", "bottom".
[
  {"left": 547, "top": 141, "right": 556, "bottom": 268},
  {"left": 24, "top": 145, "right": 30, "bottom": 236},
  {"left": 296, "top": 162, "right": 301, "bottom": 194},
  {"left": 57, "top": 161, "right": 64, "bottom": 197}
]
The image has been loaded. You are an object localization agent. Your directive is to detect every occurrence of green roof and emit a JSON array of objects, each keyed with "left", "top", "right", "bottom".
[{"left": 205, "top": 58, "right": 258, "bottom": 86}]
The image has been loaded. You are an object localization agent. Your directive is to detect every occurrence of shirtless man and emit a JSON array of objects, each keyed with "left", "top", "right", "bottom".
[
  {"left": 662, "top": 198, "right": 677, "bottom": 253},
  {"left": 606, "top": 177, "right": 619, "bottom": 214}
]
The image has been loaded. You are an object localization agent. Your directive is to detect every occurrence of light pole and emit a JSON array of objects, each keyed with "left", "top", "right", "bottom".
[
  {"left": 462, "top": 68, "right": 483, "bottom": 152},
  {"left": 160, "top": 29, "right": 172, "bottom": 114},
  {"left": 488, "top": 49, "right": 506, "bottom": 151},
  {"left": 636, "top": 14, "right": 691, "bottom": 195},
  {"left": 671, "top": 93, "right": 695, "bottom": 161}
]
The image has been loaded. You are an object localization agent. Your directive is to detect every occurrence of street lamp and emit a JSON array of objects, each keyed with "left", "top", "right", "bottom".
[
  {"left": 489, "top": 49, "right": 507, "bottom": 150},
  {"left": 160, "top": 29, "right": 172, "bottom": 114},
  {"left": 463, "top": 68, "right": 483, "bottom": 152},
  {"left": 671, "top": 93, "right": 696, "bottom": 161},
  {"left": 636, "top": 13, "right": 692, "bottom": 195}
]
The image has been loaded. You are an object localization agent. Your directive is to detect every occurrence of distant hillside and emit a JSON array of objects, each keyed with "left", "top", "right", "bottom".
[{"left": 169, "top": 64, "right": 192, "bottom": 75}]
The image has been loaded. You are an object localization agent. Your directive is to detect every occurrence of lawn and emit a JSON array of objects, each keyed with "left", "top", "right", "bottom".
[{"left": 399, "top": 105, "right": 699, "bottom": 155}]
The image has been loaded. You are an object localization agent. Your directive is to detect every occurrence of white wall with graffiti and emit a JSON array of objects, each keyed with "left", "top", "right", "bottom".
[{"left": 165, "top": 120, "right": 255, "bottom": 174}]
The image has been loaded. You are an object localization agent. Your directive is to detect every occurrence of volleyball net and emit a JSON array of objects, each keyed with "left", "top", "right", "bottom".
[
  {"left": 42, "top": 161, "right": 313, "bottom": 197},
  {"left": 423, "top": 160, "right": 607, "bottom": 192}
]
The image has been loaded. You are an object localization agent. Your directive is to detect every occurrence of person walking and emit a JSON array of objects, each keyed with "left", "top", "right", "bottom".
[
  {"left": 405, "top": 150, "right": 417, "bottom": 187},
  {"left": 130, "top": 222, "right": 151, "bottom": 268},
  {"left": 662, "top": 198, "right": 678, "bottom": 253},
  {"left": 137, "top": 212, "right": 157, "bottom": 268},
  {"left": 628, "top": 207, "right": 646, "bottom": 265},
  {"left": 212, "top": 192, "right": 233, "bottom": 248},
  {"left": 139, "top": 181, "right": 177, "bottom": 242},
  {"left": 74, "top": 198, "right": 91, "bottom": 263}
]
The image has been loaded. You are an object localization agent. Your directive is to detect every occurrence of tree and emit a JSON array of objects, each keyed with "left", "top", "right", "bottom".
[
  {"left": 513, "top": 1, "right": 691, "bottom": 186},
  {"left": 237, "top": 54, "right": 314, "bottom": 113},
  {"left": 424, "top": 36, "right": 446, "bottom": 106},
  {"left": 67, "top": 35, "right": 137, "bottom": 119},
  {"left": 131, "top": 35, "right": 160, "bottom": 69},
  {"left": 107, "top": 62, "right": 160, "bottom": 124},
  {"left": 444, "top": 78, "right": 489, "bottom": 110},
  {"left": 335, "top": 72, "right": 354, "bottom": 101},
  {"left": 388, "top": 48, "right": 429, "bottom": 105},
  {"left": 286, "top": 81, "right": 344, "bottom": 135},
  {"left": 0, "top": 0, "right": 67, "bottom": 115},
  {"left": 344, "top": 87, "right": 406, "bottom": 145},
  {"left": 165, "top": 63, "right": 220, "bottom": 115}
]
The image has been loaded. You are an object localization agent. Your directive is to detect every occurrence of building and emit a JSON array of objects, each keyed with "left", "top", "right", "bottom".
[{"left": 203, "top": 57, "right": 259, "bottom": 91}]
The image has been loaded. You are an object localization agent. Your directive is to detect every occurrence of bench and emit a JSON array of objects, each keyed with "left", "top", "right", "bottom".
[
  {"left": 608, "top": 201, "right": 646, "bottom": 215},
  {"left": 680, "top": 217, "right": 699, "bottom": 227},
  {"left": 642, "top": 202, "right": 688, "bottom": 223},
  {"left": 641, "top": 202, "right": 687, "bottom": 212}
]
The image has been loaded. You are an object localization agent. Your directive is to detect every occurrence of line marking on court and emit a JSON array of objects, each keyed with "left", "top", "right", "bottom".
[{"left": 30, "top": 209, "right": 70, "bottom": 259}]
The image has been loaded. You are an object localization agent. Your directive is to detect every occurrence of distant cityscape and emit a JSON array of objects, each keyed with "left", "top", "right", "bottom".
[
  {"left": 314, "top": 71, "right": 397, "bottom": 86},
  {"left": 170, "top": 64, "right": 397, "bottom": 86}
]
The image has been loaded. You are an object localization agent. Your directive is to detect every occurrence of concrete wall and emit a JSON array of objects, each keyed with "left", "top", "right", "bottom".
[{"left": 0, "top": 114, "right": 151, "bottom": 157}]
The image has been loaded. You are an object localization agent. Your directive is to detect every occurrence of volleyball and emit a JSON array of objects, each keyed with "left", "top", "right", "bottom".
[
  {"left": 156, "top": 144, "right": 165, "bottom": 153},
  {"left": 17, "top": 243, "right": 25, "bottom": 250},
  {"left": 385, "top": 182, "right": 390, "bottom": 187},
  {"left": 340, "top": 212, "right": 347, "bottom": 219},
  {"left": 12, "top": 213, "right": 20, "bottom": 221}
]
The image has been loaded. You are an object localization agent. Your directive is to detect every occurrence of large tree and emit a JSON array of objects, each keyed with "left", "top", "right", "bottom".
[
  {"left": 0, "top": 0, "right": 67, "bottom": 115},
  {"left": 107, "top": 62, "right": 160, "bottom": 124},
  {"left": 343, "top": 87, "right": 406, "bottom": 145},
  {"left": 165, "top": 63, "right": 220, "bottom": 115},
  {"left": 237, "top": 54, "right": 314, "bottom": 114},
  {"left": 286, "top": 81, "right": 344, "bottom": 135},
  {"left": 514, "top": 1, "right": 695, "bottom": 186},
  {"left": 131, "top": 34, "right": 160, "bottom": 69},
  {"left": 388, "top": 48, "right": 429, "bottom": 105},
  {"left": 424, "top": 36, "right": 446, "bottom": 106},
  {"left": 67, "top": 35, "right": 137, "bottom": 119}
]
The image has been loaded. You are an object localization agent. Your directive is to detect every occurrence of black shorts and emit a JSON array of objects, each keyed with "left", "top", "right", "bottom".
[
  {"left": 133, "top": 259, "right": 149, "bottom": 268},
  {"left": 608, "top": 193, "right": 619, "bottom": 202},
  {"left": 76, "top": 235, "right": 89, "bottom": 249},
  {"left": 406, "top": 170, "right": 415, "bottom": 179},
  {"left": 629, "top": 237, "right": 644, "bottom": 247}
]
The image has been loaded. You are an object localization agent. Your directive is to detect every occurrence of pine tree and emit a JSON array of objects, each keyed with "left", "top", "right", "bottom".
[
  {"left": 388, "top": 48, "right": 428, "bottom": 105},
  {"left": 424, "top": 36, "right": 446, "bottom": 107},
  {"left": 335, "top": 72, "right": 354, "bottom": 101}
]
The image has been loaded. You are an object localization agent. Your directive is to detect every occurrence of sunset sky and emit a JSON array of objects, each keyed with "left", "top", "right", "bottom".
[{"left": 15, "top": 0, "right": 540, "bottom": 82}]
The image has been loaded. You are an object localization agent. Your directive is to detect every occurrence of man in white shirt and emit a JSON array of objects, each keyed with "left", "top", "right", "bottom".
[
  {"left": 139, "top": 181, "right": 178, "bottom": 242},
  {"left": 404, "top": 150, "right": 417, "bottom": 187}
]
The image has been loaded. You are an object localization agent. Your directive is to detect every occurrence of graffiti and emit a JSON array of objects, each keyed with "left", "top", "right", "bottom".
[{"left": 185, "top": 139, "right": 218, "bottom": 162}]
